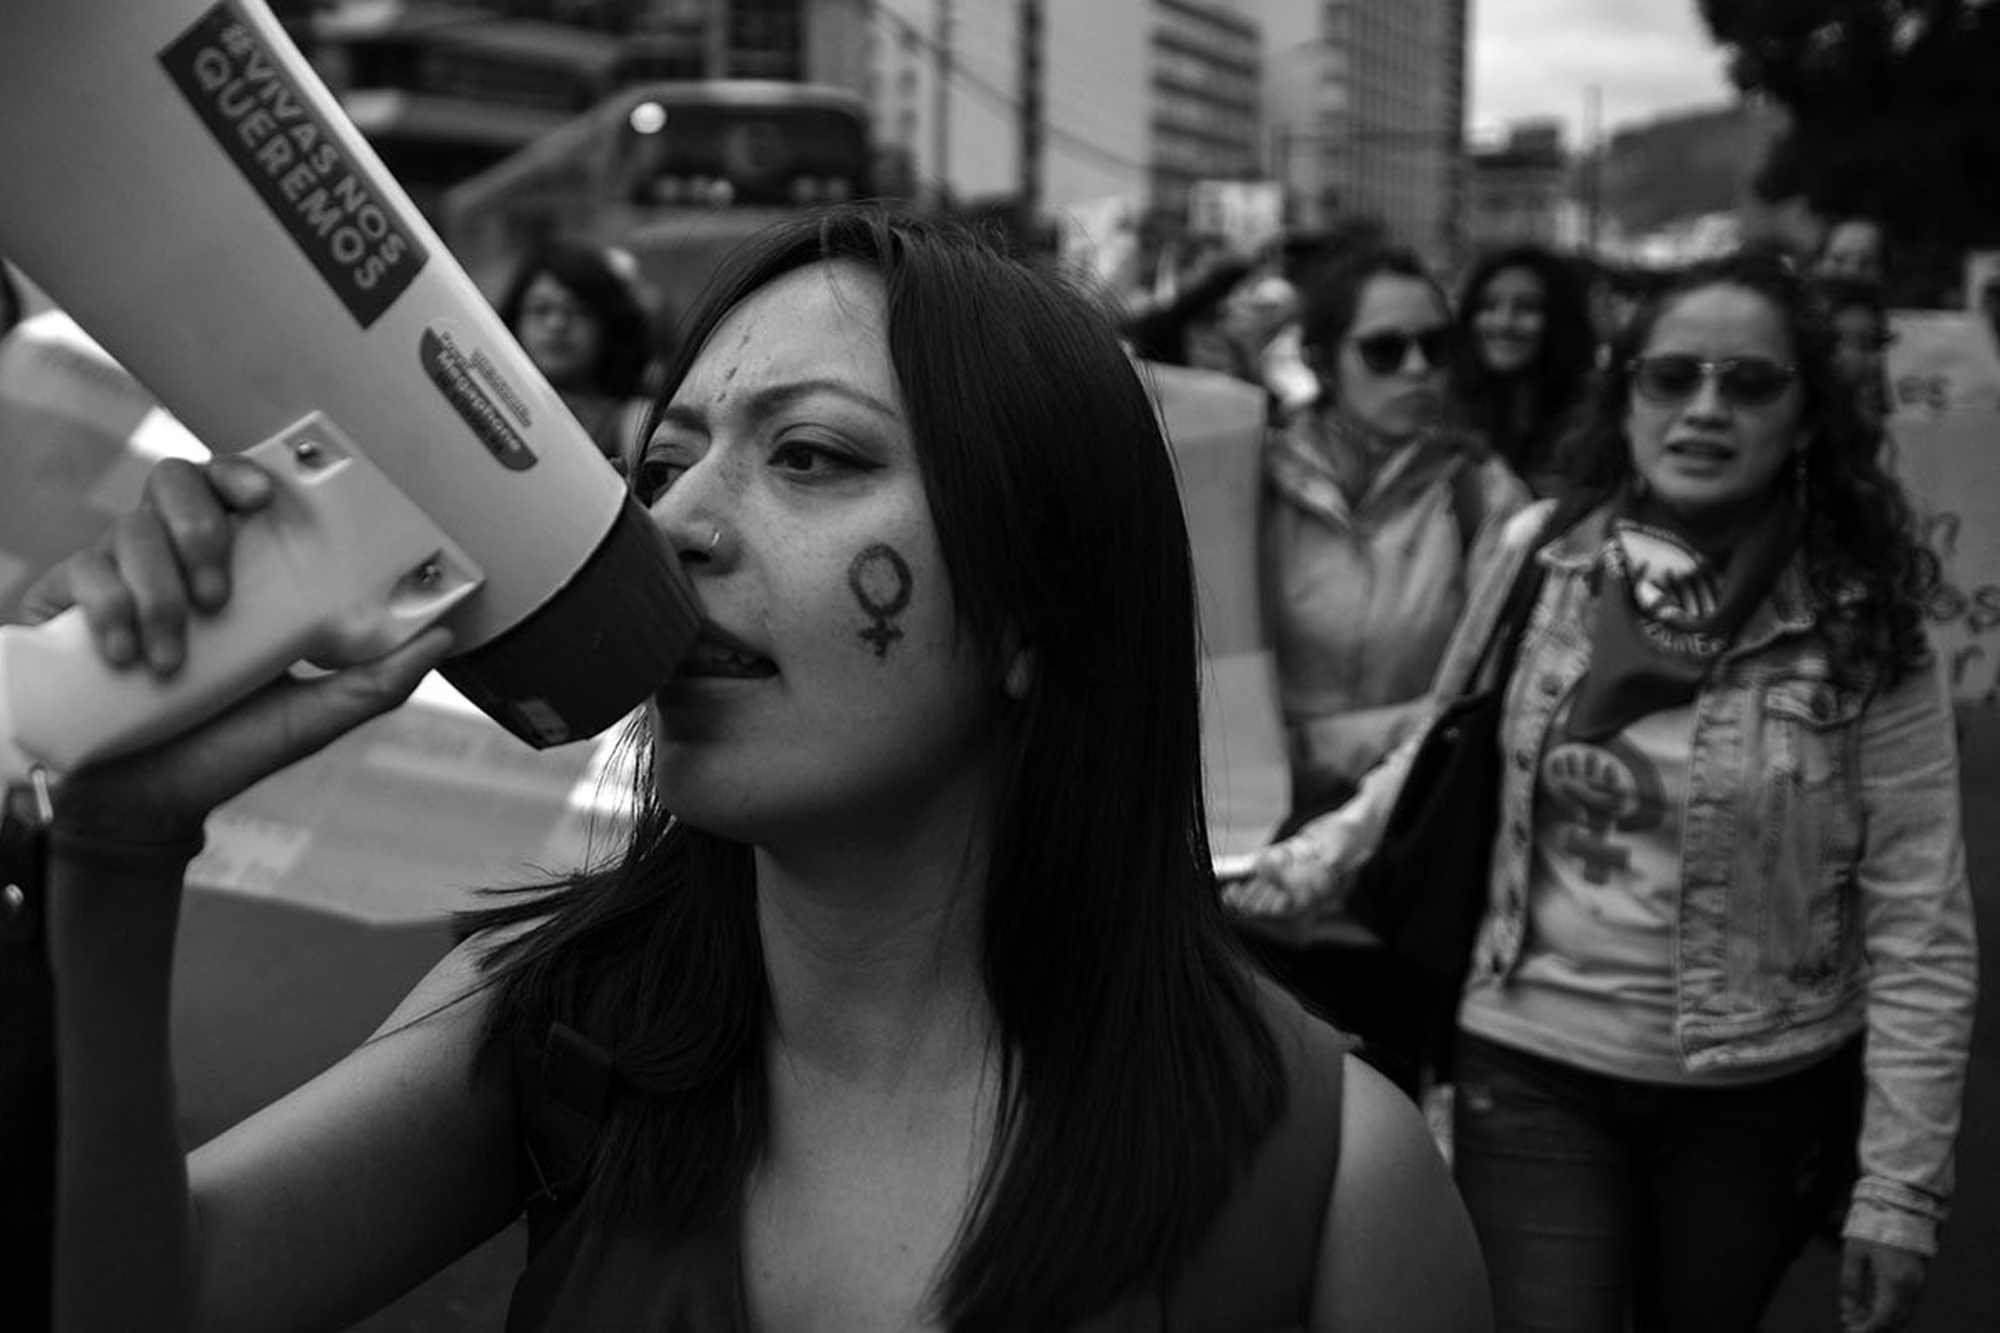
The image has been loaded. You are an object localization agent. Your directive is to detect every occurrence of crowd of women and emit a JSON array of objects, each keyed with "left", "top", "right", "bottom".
[
  {"left": 1212, "top": 223, "right": 1975, "bottom": 1333},
  {"left": 20, "top": 202, "right": 1973, "bottom": 1333}
]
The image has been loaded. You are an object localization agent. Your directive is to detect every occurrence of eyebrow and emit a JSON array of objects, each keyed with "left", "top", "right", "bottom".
[{"left": 653, "top": 377, "right": 901, "bottom": 437}]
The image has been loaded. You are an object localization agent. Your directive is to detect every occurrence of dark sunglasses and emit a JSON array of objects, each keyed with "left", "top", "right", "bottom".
[
  {"left": 1352, "top": 326, "right": 1452, "bottom": 375},
  {"left": 1628, "top": 354, "right": 1798, "bottom": 408}
]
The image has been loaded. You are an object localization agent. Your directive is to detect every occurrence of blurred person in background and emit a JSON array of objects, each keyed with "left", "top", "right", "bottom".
[
  {"left": 1581, "top": 260, "right": 1671, "bottom": 358},
  {"left": 1452, "top": 243, "right": 1600, "bottom": 496},
  {"left": 1811, "top": 277, "right": 1895, "bottom": 434},
  {"left": 1123, "top": 236, "right": 1319, "bottom": 424},
  {"left": 498, "top": 238, "right": 656, "bottom": 470},
  {"left": 1241, "top": 244, "right": 1529, "bottom": 1096},
  {"left": 1234, "top": 249, "right": 1976, "bottom": 1333},
  {"left": 1813, "top": 215, "right": 1889, "bottom": 287},
  {"left": 1120, "top": 235, "right": 1259, "bottom": 375}
]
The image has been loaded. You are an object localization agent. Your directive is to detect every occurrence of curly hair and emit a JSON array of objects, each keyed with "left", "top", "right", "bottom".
[
  {"left": 1550, "top": 249, "right": 1939, "bottom": 689},
  {"left": 1452, "top": 243, "right": 1597, "bottom": 476}
]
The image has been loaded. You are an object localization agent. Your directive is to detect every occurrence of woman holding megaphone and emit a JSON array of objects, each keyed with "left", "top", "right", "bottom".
[{"left": 33, "top": 208, "right": 1488, "bottom": 1333}]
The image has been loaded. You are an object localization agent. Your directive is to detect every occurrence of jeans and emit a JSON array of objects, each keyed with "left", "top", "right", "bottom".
[{"left": 1452, "top": 1032, "right": 1856, "bottom": 1333}]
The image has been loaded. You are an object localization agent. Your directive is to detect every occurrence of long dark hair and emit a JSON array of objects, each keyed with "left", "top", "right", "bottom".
[
  {"left": 1552, "top": 249, "right": 1939, "bottom": 687},
  {"left": 461, "top": 207, "right": 1284, "bottom": 1327},
  {"left": 1452, "top": 243, "right": 1597, "bottom": 476},
  {"left": 496, "top": 238, "right": 653, "bottom": 398}
]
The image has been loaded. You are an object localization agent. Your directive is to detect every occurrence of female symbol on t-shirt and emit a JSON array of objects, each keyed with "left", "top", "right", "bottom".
[
  {"left": 1542, "top": 737, "right": 1665, "bottom": 885},
  {"left": 848, "top": 543, "right": 913, "bottom": 658}
]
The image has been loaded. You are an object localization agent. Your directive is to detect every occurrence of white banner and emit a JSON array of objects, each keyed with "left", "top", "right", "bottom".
[
  {"left": 1139, "top": 359, "right": 1287, "bottom": 856},
  {"left": 1886, "top": 310, "right": 2000, "bottom": 705}
]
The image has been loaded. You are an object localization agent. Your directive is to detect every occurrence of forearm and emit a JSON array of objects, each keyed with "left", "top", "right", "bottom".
[
  {"left": 50, "top": 846, "right": 205, "bottom": 1331},
  {"left": 1848, "top": 898, "right": 1978, "bottom": 1256},
  {"left": 1846, "top": 670, "right": 1981, "bottom": 1256}
]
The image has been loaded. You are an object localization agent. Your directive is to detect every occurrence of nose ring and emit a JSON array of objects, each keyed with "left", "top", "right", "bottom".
[{"left": 708, "top": 526, "right": 722, "bottom": 554}]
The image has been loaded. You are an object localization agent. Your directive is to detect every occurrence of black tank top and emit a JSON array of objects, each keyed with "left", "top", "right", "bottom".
[{"left": 502, "top": 981, "right": 1348, "bottom": 1332}]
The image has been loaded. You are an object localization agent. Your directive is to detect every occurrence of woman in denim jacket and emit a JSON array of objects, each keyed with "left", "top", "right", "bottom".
[{"left": 1232, "top": 251, "right": 1977, "bottom": 1333}]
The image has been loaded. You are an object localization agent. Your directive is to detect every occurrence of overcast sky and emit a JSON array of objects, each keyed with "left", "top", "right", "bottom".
[{"left": 1469, "top": 0, "right": 1739, "bottom": 147}]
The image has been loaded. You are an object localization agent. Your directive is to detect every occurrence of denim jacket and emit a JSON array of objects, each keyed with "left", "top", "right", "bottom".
[{"left": 1310, "top": 499, "right": 1979, "bottom": 1255}]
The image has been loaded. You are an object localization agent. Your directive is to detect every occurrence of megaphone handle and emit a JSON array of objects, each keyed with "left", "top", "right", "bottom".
[{"left": 0, "top": 415, "right": 483, "bottom": 782}]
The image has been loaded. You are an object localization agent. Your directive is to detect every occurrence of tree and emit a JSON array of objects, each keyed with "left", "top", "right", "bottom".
[{"left": 1699, "top": 0, "right": 2000, "bottom": 291}]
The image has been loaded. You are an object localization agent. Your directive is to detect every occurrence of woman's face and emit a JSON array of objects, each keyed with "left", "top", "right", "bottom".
[
  {"left": 635, "top": 261, "right": 1006, "bottom": 846},
  {"left": 1816, "top": 220, "right": 1884, "bottom": 284},
  {"left": 1625, "top": 283, "right": 1805, "bottom": 530},
  {"left": 1830, "top": 305, "right": 1890, "bottom": 396},
  {"left": 1332, "top": 274, "right": 1449, "bottom": 444},
  {"left": 516, "top": 272, "right": 603, "bottom": 392},
  {"left": 1473, "top": 265, "right": 1548, "bottom": 377}
]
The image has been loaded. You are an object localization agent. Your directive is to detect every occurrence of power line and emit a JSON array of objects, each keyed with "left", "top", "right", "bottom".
[{"left": 869, "top": 6, "right": 1151, "bottom": 176}]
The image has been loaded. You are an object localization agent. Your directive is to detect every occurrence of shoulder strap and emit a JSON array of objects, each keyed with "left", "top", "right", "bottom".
[
  {"left": 520, "top": 1022, "right": 617, "bottom": 1235},
  {"left": 1473, "top": 493, "right": 1590, "bottom": 689},
  {"left": 1448, "top": 456, "right": 1487, "bottom": 557}
]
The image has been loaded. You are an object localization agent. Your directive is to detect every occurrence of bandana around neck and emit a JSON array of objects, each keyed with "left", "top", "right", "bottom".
[{"left": 1565, "top": 485, "right": 1802, "bottom": 741}]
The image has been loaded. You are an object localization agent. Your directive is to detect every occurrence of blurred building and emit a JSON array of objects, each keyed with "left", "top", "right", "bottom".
[
  {"left": 869, "top": 0, "right": 1261, "bottom": 228},
  {"left": 314, "top": 1, "right": 1262, "bottom": 233},
  {"left": 311, "top": 0, "right": 871, "bottom": 213},
  {"left": 1593, "top": 100, "right": 1781, "bottom": 255},
  {"left": 1466, "top": 119, "right": 1582, "bottom": 252},
  {"left": 1259, "top": 0, "right": 1468, "bottom": 265}
]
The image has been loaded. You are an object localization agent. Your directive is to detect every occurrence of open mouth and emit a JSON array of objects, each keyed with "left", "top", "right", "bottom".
[
  {"left": 672, "top": 625, "right": 778, "bottom": 680},
  {"left": 1666, "top": 440, "right": 1734, "bottom": 464}
]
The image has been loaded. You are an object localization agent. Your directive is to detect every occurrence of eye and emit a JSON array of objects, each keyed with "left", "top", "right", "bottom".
[
  {"left": 632, "top": 448, "right": 689, "bottom": 505},
  {"left": 769, "top": 436, "right": 874, "bottom": 478}
]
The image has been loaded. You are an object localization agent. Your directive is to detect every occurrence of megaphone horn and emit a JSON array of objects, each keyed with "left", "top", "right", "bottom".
[{"left": 0, "top": 0, "right": 701, "bottom": 780}]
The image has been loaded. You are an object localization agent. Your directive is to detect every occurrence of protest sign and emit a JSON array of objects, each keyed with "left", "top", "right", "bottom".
[
  {"left": 1886, "top": 310, "right": 2000, "bottom": 705},
  {"left": 1140, "top": 359, "right": 1288, "bottom": 857}
]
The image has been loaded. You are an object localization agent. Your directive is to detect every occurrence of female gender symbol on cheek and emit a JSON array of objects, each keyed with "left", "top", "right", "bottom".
[{"left": 848, "top": 543, "right": 913, "bottom": 658}]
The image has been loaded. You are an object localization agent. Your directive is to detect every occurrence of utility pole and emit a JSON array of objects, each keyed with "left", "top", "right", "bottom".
[
  {"left": 932, "top": 0, "right": 953, "bottom": 210},
  {"left": 1018, "top": 0, "right": 1044, "bottom": 237},
  {"left": 1584, "top": 83, "right": 1603, "bottom": 257}
]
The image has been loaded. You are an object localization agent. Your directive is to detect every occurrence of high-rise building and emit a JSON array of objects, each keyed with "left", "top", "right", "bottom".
[
  {"left": 869, "top": 0, "right": 1260, "bottom": 226},
  {"left": 1467, "top": 119, "right": 1579, "bottom": 251},
  {"left": 1260, "top": 0, "right": 1468, "bottom": 264}
]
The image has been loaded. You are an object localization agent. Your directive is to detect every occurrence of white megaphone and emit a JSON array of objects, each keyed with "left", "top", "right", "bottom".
[{"left": 0, "top": 0, "right": 702, "bottom": 784}]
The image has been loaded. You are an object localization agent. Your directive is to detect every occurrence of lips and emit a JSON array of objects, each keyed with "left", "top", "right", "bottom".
[
  {"left": 1665, "top": 439, "right": 1734, "bottom": 463},
  {"left": 672, "top": 623, "right": 777, "bottom": 680}
]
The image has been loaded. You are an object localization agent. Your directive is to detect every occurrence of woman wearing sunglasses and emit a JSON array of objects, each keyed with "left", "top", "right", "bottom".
[
  {"left": 1243, "top": 244, "right": 1529, "bottom": 1096},
  {"left": 1233, "top": 250, "right": 1976, "bottom": 1332}
]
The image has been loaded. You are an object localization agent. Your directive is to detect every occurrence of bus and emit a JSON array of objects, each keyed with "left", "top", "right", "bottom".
[{"left": 439, "top": 80, "right": 876, "bottom": 322}]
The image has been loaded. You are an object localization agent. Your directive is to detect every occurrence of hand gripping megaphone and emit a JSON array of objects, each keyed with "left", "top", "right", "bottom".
[{"left": 0, "top": 0, "right": 702, "bottom": 784}]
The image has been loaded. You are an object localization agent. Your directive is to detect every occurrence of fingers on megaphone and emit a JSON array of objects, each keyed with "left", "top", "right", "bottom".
[
  {"left": 21, "top": 457, "right": 277, "bottom": 673},
  {"left": 141, "top": 456, "right": 273, "bottom": 613}
]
